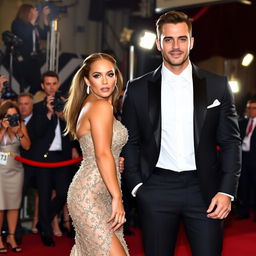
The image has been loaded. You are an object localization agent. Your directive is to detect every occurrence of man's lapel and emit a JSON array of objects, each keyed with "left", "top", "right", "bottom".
[
  {"left": 148, "top": 66, "right": 162, "bottom": 151},
  {"left": 192, "top": 65, "right": 207, "bottom": 151}
]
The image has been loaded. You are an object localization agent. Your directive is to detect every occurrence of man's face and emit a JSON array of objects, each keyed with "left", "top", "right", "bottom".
[
  {"left": 17, "top": 96, "right": 33, "bottom": 118},
  {"left": 246, "top": 102, "right": 256, "bottom": 118},
  {"left": 156, "top": 22, "right": 194, "bottom": 73},
  {"left": 41, "top": 76, "right": 60, "bottom": 96}
]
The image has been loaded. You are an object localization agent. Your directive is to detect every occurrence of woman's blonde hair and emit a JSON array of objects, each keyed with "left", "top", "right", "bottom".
[{"left": 64, "top": 52, "right": 123, "bottom": 139}]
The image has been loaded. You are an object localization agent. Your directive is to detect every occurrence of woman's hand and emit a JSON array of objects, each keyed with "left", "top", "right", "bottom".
[
  {"left": 1, "top": 118, "right": 9, "bottom": 129},
  {"left": 107, "top": 197, "right": 126, "bottom": 231}
]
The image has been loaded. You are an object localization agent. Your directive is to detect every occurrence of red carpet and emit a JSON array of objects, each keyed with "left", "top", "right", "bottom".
[{"left": 6, "top": 217, "right": 256, "bottom": 256}]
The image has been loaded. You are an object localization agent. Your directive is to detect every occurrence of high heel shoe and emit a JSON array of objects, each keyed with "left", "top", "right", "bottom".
[
  {"left": 0, "top": 235, "right": 7, "bottom": 254},
  {"left": 6, "top": 234, "right": 22, "bottom": 253}
]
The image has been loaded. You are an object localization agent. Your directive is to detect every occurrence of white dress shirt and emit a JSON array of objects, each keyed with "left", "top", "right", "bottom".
[
  {"left": 49, "top": 118, "right": 62, "bottom": 151},
  {"left": 23, "top": 114, "right": 32, "bottom": 126},
  {"left": 156, "top": 62, "right": 196, "bottom": 171},
  {"left": 242, "top": 117, "right": 256, "bottom": 152}
]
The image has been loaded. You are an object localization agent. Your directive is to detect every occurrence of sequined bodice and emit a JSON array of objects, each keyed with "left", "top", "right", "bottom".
[{"left": 79, "top": 120, "right": 128, "bottom": 167}]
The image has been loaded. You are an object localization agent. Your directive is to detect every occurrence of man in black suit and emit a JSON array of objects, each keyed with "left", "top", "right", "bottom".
[
  {"left": 33, "top": 71, "right": 72, "bottom": 246},
  {"left": 18, "top": 93, "right": 36, "bottom": 195},
  {"left": 122, "top": 11, "right": 241, "bottom": 256},
  {"left": 237, "top": 99, "right": 256, "bottom": 220}
]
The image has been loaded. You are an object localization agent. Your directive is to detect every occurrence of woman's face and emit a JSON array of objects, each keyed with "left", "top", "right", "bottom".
[
  {"left": 28, "top": 7, "right": 39, "bottom": 22},
  {"left": 6, "top": 107, "right": 18, "bottom": 116},
  {"left": 84, "top": 59, "right": 117, "bottom": 101}
]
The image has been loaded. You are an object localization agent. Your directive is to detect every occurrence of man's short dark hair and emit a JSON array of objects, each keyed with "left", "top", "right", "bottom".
[
  {"left": 41, "top": 70, "right": 59, "bottom": 83},
  {"left": 156, "top": 11, "right": 192, "bottom": 39},
  {"left": 18, "top": 92, "right": 33, "bottom": 100}
]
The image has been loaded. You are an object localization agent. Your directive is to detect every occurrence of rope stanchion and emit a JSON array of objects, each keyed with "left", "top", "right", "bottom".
[{"left": 14, "top": 155, "right": 82, "bottom": 167}]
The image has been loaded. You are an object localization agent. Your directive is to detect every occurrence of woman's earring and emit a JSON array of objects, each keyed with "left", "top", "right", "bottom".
[{"left": 87, "top": 85, "right": 90, "bottom": 94}]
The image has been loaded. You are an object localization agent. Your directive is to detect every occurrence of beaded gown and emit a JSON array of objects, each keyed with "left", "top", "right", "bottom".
[{"left": 67, "top": 120, "right": 129, "bottom": 256}]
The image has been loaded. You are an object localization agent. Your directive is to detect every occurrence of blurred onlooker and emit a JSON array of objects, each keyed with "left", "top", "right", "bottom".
[
  {"left": 237, "top": 99, "right": 256, "bottom": 220},
  {"left": 33, "top": 71, "right": 73, "bottom": 246},
  {"left": 0, "top": 101, "right": 30, "bottom": 253},
  {"left": 17, "top": 93, "right": 39, "bottom": 233},
  {"left": 0, "top": 75, "right": 8, "bottom": 95},
  {"left": 11, "top": 4, "right": 50, "bottom": 94}
]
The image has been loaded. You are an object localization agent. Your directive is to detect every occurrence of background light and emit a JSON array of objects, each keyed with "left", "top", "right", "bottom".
[
  {"left": 242, "top": 53, "right": 254, "bottom": 67},
  {"left": 229, "top": 80, "right": 240, "bottom": 93},
  {"left": 139, "top": 31, "right": 156, "bottom": 50}
]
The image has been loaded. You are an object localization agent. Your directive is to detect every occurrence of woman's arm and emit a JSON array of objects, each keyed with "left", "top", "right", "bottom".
[
  {"left": 16, "top": 122, "right": 31, "bottom": 151},
  {"left": 0, "top": 121, "right": 7, "bottom": 142},
  {"left": 89, "top": 100, "right": 125, "bottom": 230}
]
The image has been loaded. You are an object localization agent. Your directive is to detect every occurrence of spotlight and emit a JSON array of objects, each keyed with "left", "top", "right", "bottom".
[
  {"left": 138, "top": 31, "right": 156, "bottom": 50},
  {"left": 229, "top": 80, "right": 239, "bottom": 93},
  {"left": 242, "top": 53, "right": 254, "bottom": 67}
]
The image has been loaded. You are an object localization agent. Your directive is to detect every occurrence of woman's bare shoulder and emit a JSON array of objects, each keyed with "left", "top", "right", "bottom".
[{"left": 90, "top": 99, "right": 113, "bottom": 116}]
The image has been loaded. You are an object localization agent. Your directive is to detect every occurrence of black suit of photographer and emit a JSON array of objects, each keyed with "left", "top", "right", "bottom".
[
  {"left": 33, "top": 97, "right": 72, "bottom": 238},
  {"left": 11, "top": 18, "right": 49, "bottom": 94}
]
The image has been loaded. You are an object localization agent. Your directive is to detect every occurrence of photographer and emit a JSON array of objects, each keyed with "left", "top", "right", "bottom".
[
  {"left": 33, "top": 71, "right": 73, "bottom": 247},
  {"left": 11, "top": 4, "right": 50, "bottom": 94},
  {"left": 0, "top": 101, "right": 30, "bottom": 253},
  {"left": 0, "top": 75, "right": 8, "bottom": 95}
]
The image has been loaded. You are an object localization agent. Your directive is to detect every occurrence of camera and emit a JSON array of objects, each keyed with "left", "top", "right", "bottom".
[
  {"left": 51, "top": 91, "right": 65, "bottom": 112},
  {"left": 2, "top": 31, "right": 23, "bottom": 48},
  {"left": 1, "top": 81, "right": 18, "bottom": 100},
  {"left": 6, "top": 113, "right": 20, "bottom": 127}
]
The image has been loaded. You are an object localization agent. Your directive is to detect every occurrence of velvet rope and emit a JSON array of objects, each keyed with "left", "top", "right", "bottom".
[
  {"left": 14, "top": 155, "right": 82, "bottom": 167},
  {"left": 192, "top": 6, "right": 210, "bottom": 22}
]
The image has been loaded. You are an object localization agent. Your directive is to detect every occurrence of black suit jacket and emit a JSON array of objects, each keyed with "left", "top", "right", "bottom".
[
  {"left": 122, "top": 64, "right": 241, "bottom": 204},
  {"left": 20, "top": 114, "right": 36, "bottom": 161},
  {"left": 33, "top": 99, "right": 72, "bottom": 162}
]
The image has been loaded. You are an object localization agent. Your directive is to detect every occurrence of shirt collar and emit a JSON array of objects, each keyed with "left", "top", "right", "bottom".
[
  {"left": 23, "top": 114, "right": 32, "bottom": 125},
  {"left": 161, "top": 61, "right": 192, "bottom": 83}
]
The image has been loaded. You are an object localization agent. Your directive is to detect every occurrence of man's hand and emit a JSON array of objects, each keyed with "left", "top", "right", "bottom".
[
  {"left": 207, "top": 193, "right": 232, "bottom": 219},
  {"left": 55, "top": 111, "right": 65, "bottom": 120},
  {"left": 118, "top": 157, "right": 124, "bottom": 173},
  {"left": 71, "top": 147, "right": 80, "bottom": 159},
  {"left": 46, "top": 95, "right": 54, "bottom": 119}
]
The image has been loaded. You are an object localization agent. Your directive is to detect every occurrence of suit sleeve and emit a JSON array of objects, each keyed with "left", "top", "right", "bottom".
[
  {"left": 217, "top": 77, "right": 241, "bottom": 198},
  {"left": 121, "top": 81, "right": 143, "bottom": 193},
  {"left": 33, "top": 102, "right": 58, "bottom": 138}
]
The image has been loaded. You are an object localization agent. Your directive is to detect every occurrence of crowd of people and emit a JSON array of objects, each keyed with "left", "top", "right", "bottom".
[{"left": 1, "top": 4, "right": 256, "bottom": 256}]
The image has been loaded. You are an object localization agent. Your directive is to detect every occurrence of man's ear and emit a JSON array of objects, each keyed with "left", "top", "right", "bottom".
[
  {"left": 190, "top": 37, "right": 194, "bottom": 50},
  {"left": 41, "top": 83, "right": 44, "bottom": 90},
  {"left": 155, "top": 38, "right": 161, "bottom": 52}
]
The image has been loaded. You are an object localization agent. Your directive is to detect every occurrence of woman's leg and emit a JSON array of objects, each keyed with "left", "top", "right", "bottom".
[
  {"left": 6, "top": 209, "right": 22, "bottom": 251},
  {"left": 31, "top": 191, "right": 39, "bottom": 233},
  {"left": 109, "top": 233, "right": 127, "bottom": 256},
  {"left": 0, "top": 210, "right": 7, "bottom": 253}
]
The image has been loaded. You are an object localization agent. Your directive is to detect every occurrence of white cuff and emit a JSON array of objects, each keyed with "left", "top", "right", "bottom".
[
  {"left": 218, "top": 192, "right": 234, "bottom": 201},
  {"left": 131, "top": 183, "right": 143, "bottom": 197}
]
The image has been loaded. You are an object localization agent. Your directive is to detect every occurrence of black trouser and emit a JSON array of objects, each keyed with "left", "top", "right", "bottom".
[
  {"left": 237, "top": 152, "right": 256, "bottom": 215},
  {"left": 136, "top": 167, "right": 224, "bottom": 256},
  {"left": 36, "top": 152, "right": 71, "bottom": 236}
]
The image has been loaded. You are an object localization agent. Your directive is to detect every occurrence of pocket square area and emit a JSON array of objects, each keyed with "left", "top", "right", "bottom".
[{"left": 207, "top": 99, "right": 221, "bottom": 109}]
